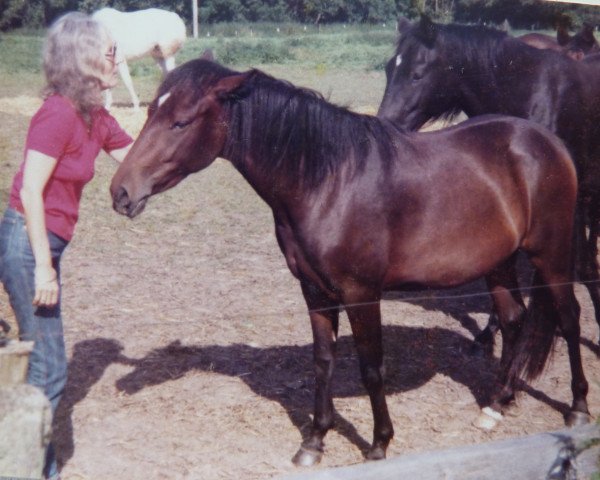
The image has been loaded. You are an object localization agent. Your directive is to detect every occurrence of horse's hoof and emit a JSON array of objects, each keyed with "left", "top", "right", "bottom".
[
  {"left": 566, "top": 411, "right": 592, "bottom": 427},
  {"left": 474, "top": 407, "right": 503, "bottom": 430},
  {"left": 292, "top": 446, "right": 323, "bottom": 467},
  {"left": 365, "top": 446, "right": 386, "bottom": 461}
]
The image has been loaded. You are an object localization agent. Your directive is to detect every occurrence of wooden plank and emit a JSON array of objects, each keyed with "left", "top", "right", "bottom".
[
  {"left": 280, "top": 424, "right": 600, "bottom": 480},
  {"left": 545, "top": 0, "right": 600, "bottom": 5}
]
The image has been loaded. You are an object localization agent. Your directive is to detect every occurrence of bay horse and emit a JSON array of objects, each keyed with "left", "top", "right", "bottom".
[
  {"left": 92, "top": 7, "right": 186, "bottom": 110},
  {"left": 518, "top": 22, "right": 599, "bottom": 60},
  {"left": 378, "top": 15, "right": 600, "bottom": 350},
  {"left": 110, "top": 53, "right": 589, "bottom": 466}
]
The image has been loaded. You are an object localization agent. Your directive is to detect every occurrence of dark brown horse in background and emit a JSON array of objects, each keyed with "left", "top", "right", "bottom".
[
  {"left": 518, "top": 22, "right": 599, "bottom": 60},
  {"left": 110, "top": 53, "right": 588, "bottom": 466},
  {"left": 378, "top": 15, "right": 600, "bottom": 352}
]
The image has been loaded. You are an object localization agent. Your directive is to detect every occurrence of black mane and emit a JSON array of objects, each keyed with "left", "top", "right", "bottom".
[
  {"left": 424, "top": 22, "right": 509, "bottom": 65},
  {"left": 222, "top": 68, "right": 396, "bottom": 188},
  {"left": 404, "top": 20, "right": 573, "bottom": 76}
]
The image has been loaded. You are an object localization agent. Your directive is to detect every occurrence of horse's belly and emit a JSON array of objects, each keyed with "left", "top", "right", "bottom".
[{"left": 384, "top": 233, "right": 519, "bottom": 289}]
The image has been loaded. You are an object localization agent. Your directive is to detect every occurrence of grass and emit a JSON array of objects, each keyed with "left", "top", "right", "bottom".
[
  {"left": 0, "top": 22, "right": 397, "bottom": 77},
  {"left": 177, "top": 23, "right": 397, "bottom": 70}
]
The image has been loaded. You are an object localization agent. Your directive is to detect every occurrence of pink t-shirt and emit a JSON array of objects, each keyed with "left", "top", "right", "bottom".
[{"left": 9, "top": 95, "right": 132, "bottom": 241}]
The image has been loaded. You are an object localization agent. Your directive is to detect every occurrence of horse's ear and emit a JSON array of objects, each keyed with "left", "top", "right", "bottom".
[
  {"left": 580, "top": 23, "right": 596, "bottom": 43},
  {"left": 557, "top": 24, "right": 571, "bottom": 46},
  {"left": 397, "top": 17, "right": 411, "bottom": 34},
  {"left": 200, "top": 49, "right": 215, "bottom": 61},
  {"left": 211, "top": 72, "right": 252, "bottom": 101},
  {"left": 555, "top": 14, "right": 572, "bottom": 46},
  {"left": 417, "top": 15, "right": 437, "bottom": 47}
]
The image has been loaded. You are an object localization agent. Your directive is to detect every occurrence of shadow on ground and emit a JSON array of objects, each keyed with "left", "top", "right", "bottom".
[{"left": 53, "top": 312, "right": 573, "bottom": 465}]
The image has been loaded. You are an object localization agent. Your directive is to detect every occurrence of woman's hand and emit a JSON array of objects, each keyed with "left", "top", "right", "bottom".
[{"left": 33, "top": 264, "right": 58, "bottom": 307}]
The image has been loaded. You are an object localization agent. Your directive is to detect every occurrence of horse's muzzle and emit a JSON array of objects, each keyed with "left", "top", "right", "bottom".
[{"left": 111, "top": 186, "right": 148, "bottom": 219}]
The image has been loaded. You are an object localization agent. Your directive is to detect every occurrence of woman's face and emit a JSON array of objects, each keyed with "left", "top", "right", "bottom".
[{"left": 100, "top": 38, "right": 119, "bottom": 90}]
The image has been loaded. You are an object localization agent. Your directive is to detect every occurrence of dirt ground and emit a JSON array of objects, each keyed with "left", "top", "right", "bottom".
[{"left": 1, "top": 81, "right": 600, "bottom": 480}]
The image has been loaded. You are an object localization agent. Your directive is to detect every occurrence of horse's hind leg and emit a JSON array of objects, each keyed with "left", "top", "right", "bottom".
[
  {"left": 528, "top": 262, "right": 590, "bottom": 426},
  {"left": 154, "top": 57, "right": 175, "bottom": 76},
  {"left": 577, "top": 197, "right": 600, "bottom": 343},
  {"left": 292, "top": 279, "right": 340, "bottom": 467},
  {"left": 471, "top": 313, "right": 499, "bottom": 357},
  {"left": 475, "top": 257, "right": 526, "bottom": 428},
  {"left": 473, "top": 253, "right": 531, "bottom": 357}
]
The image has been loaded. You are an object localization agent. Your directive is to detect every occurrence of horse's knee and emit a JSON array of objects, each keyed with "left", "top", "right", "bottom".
[
  {"left": 360, "top": 363, "right": 385, "bottom": 390},
  {"left": 314, "top": 355, "right": 335, "bottom": 380}
]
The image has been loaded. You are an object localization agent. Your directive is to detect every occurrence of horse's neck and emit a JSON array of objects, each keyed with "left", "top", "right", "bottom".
[
  {"left": 230, "top": 152, "right": 303, "bottom": 217},
  {"left": 580, "top": 62, "right": 600, "bottom": 107},
  {"left": 454, "top": 40, "right": 535, "bottom": 117}
]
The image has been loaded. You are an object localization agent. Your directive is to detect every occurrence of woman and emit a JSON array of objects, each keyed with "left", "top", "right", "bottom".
[{"left": 0, "top": 12, "right": 133, "bottom": 480}]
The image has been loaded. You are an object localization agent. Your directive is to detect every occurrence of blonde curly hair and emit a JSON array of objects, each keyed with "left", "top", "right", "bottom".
[{"left": 42, "top": 12, "right": 112, "bottom": 118}]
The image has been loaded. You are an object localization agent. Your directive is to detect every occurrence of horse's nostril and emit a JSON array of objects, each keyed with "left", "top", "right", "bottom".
[{"left": 112, "top": 186, "right": 130, "bottom": 213}]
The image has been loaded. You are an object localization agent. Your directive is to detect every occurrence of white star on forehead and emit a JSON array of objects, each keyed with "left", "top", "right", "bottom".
[
  {"left": 158, "top": 91, "right": 172, "bottom": 107},
  {"left": 396, "top": 55, "right": 402, "bottom": 67}
]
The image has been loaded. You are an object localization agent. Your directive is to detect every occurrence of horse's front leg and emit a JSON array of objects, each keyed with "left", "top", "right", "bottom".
[
  {"left": 582, "top": 196, "right": 600, "bottom": 343},
  {"left": 292, "top": 280, "right": 340, "bottom": 467},
  {"left": 344, "top": 293, "right": 393, "bottom": 461}
]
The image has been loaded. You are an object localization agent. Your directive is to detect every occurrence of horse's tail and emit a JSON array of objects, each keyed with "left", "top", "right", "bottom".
[{"left": 507, "top": 282, "right": 559, "bottom": 383}]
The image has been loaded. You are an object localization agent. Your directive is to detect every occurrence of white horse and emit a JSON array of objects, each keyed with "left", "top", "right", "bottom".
[{"left": 93, "top": 7, "right": 186, "bottom": 110}]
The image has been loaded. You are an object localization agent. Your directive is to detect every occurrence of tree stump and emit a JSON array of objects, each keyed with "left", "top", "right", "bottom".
[{"left": 0, "top": 341, "right": 51, "bottom": 479}]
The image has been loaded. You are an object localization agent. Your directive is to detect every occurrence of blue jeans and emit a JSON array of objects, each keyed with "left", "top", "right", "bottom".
[{"left": 0, "top": 207, "right": 69, "bottom": 479}]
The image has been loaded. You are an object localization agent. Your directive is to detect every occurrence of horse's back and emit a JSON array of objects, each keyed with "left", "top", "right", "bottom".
[
  {"left": 429, "top": 115, "right": 576, "bottom": 195},
  {"left": 380, "top": 115, "right": 576, "bottom": 287},
  {"left": 93, "top": 8, "right": 186, "bottom": 59}
]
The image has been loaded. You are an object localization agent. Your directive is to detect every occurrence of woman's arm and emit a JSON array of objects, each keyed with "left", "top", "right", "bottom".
[
  {"left": 109, "top": 144, "right": 132, "bottom": 164},
  {"left": 20, "top": 149, "right": 59, "bottom": 307}
]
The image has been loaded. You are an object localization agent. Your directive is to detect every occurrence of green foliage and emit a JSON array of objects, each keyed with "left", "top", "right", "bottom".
[
  {"left": 0, "top": 0, "right": 77, "bottom": 30},
  {"left": 0, "top": 33, "right": 44, "bottom": 72},
  {"left": 454, "top": 0, "right": 600, "bottom": 29},
  {"left": 1, "top": 0, "right": 599, "bottom": 30},
  {"left": 0, "top": 0, "right": 400, "bottom": 30},
  {"left": 212, "top": 38, "right": 294, "bottom": 64},
  {"left": 0, "top": 23, "right": 397, "bottom": 76}
]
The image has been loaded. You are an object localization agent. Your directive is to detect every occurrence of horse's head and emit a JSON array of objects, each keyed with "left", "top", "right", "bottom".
[
  {"left": 110, "top": 54, "right": 248, "bottom": 218},
  {"left": 564, "top": 23, "right": 600, "bottom": 60},
  {"left": 377, "top": 16, "right": 461, "bottom": 130}
]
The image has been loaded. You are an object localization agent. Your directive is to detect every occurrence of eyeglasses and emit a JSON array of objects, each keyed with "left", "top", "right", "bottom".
[{"left": 105, "top": 44, "right": 117, "bottom": 63}]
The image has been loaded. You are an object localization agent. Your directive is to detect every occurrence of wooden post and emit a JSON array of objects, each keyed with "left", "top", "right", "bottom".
[
  {"left": 282, "top": 423, "right": 600, "bottom": 480},
  {"left": 192, "top": 0, "right": 199, "bottom": 38},
  {"left": 0, "top": 340, "right": 51, "bottom": 479}
]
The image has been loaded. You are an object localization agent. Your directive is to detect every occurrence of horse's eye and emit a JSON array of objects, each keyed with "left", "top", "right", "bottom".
[
  {"left": 411, "top": 72, "right": 424, "bottom": 83},
  {"left": 170, "top": 119, "right": 193, "bottom": 130}
]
